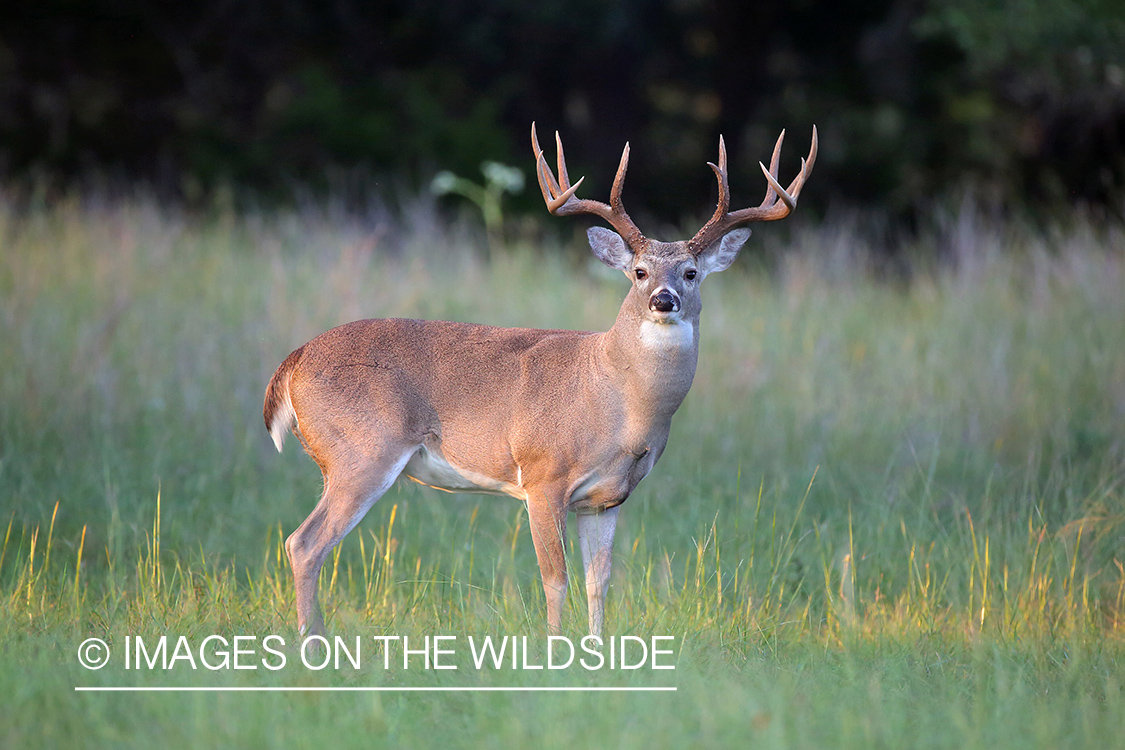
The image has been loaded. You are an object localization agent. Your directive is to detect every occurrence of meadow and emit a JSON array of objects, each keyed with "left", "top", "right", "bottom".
[{"left": 1, "top": 191, "right": 1123, "bottom": 748}]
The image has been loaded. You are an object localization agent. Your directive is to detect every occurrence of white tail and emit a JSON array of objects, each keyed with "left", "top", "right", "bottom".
[
  {"left": 264, "top": 123, "right": 817, "bottom": 639},
  {"left": 264, "top": 345, "right": 302, "bottom": 452}
]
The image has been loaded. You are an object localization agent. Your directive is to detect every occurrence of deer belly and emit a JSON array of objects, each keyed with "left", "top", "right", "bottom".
[{"left": 403, "top": 446, "right": 528, "bottom": 501}]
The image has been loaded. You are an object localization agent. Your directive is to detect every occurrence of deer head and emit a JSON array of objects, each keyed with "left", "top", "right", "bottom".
[{"left": 532, "top": 123, "right": 818, "bottom": 333}]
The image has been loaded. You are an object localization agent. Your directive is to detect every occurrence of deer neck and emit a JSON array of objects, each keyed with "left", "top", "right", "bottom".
[{"left": 598, "top": 298, "right": 700, "bottom": 423}]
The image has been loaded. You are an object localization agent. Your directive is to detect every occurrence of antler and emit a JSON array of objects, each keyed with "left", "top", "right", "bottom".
[
  {"left": 687, "top": 125, "right": 818, "bottom": 255},
  {"left": 532, "top": 122, "right": 649, "bottom": 251}
]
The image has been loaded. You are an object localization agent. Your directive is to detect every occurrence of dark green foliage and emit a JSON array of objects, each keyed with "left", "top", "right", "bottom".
[{"left": 0, "top": 0, "right": 1123, "bottom": 217}]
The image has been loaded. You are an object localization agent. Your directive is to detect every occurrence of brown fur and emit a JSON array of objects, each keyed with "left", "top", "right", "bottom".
[{"left": 266, "top": 236, "right": 731, "bottom": 639}]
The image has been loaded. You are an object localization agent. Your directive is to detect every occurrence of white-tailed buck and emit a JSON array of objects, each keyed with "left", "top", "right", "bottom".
[{"left": 264, "top": 123, "right": 817, "bottom": 638}]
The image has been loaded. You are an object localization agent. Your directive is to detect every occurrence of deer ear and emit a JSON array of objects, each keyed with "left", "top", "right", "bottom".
[
  {"left": 587, "top": 227, "right": 634, "bottom": 271},
  {"left": 698, "top": 228, "right": 751, "bottom": 276}
]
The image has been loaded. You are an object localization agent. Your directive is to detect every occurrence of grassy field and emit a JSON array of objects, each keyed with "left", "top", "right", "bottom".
[{"left": 1, "top": 193, "right": 1124, "bottom": 748}]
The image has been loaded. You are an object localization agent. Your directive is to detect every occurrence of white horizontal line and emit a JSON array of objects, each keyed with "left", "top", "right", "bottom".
[{"left": 75, "top": 686, "right": 676, "bottom": 693}]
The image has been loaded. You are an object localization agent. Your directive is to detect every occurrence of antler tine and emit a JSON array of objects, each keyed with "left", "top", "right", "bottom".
[
  {"left": 763, "top": 129, "right": 785, "bottom": 205},
  {"left": 532, "top": 123, "right": 560, "bottom": 197},
  {"left": 530, "top": 122, "right": 649, "bottom": 250},
  {"left": 707, "top": 133, "right": 727, "bottom": 176},
  {"left": 538, "top": 155, "right": 583, "bottom": 212},
  {"left": 554, "top": 130, "right": 571, "bottom": 190},
  {"left": 760, "top": 125, "right": 819, "bottom": 212},
  {"left": 609, "top": 141, "right": 634, "bottom": 216},
  {"left": 687, "top": 125, "right": 818, "bottom": 255},
  {"left": 758, "top": 161, "right": 794, "bottom": 210},
  {"left": 703, "top": 135, "right": 731, "bottom": 229},
  {"left": 786, "top": 124, "right": 818, "bottom": 200},
  {"left": 533, "top": 123, "right": 585, "bottom": 211}
]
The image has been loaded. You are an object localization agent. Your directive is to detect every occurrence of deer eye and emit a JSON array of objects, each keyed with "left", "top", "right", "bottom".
[
  {"left": 684, "top": 269, "right": 697, "bottom": 281},
  {"left": 634, "top": 268, "right": 647, "bottom": 280}
]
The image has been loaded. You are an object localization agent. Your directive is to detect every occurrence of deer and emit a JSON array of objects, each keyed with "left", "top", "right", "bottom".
[{"left": 264, "top": 123, "right": 817, "bottom": 640}]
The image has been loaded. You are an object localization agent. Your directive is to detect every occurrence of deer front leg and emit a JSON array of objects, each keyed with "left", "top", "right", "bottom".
[
  {"left": 527, "top": 490, "right": 568, "bottom": 634},
  {"left": 577, "top": 506, "right": 619, "bottom": 637}
]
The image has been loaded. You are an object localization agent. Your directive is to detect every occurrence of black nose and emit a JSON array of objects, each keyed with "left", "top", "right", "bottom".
[{"left": 650, "top": 290, "right": 677, "bottom": 313}]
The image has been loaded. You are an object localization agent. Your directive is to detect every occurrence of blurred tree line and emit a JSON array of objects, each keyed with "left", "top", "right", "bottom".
[{"left": 1, "top": 0, "right": 1122, "bottom": 221}]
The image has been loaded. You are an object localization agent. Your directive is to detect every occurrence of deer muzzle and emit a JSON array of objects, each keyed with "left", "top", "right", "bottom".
[{"left": 649, "top": 289, "right": 679, "bottom": 314}]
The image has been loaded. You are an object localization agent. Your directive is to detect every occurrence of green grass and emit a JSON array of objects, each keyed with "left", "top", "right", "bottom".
[{"left": 1, "top": 193, "right": 1124, "bottom": 748}]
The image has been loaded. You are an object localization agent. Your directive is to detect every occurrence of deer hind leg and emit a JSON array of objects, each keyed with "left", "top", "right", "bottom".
[
  {"left": 527, "top": 489, "right": 569, "bottom": 634},
  {"left": 285, "top": 446, "right": 415, "bottom": 639},
  {"left": 576, "top": 506, "right": 620, "bottom": 638}
]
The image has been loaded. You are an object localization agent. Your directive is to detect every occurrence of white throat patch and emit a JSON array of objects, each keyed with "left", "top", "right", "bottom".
[{"left": 639, "top": 318, "right": 694, "bottom": 349}]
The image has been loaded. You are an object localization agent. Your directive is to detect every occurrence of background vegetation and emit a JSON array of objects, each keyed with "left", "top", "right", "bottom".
[
  {"left": 2, "top": 0, "right": 1123, "bottom": 219},
  {"left": 1, "top": 196, "right": 1123, "bottom": 747}
]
